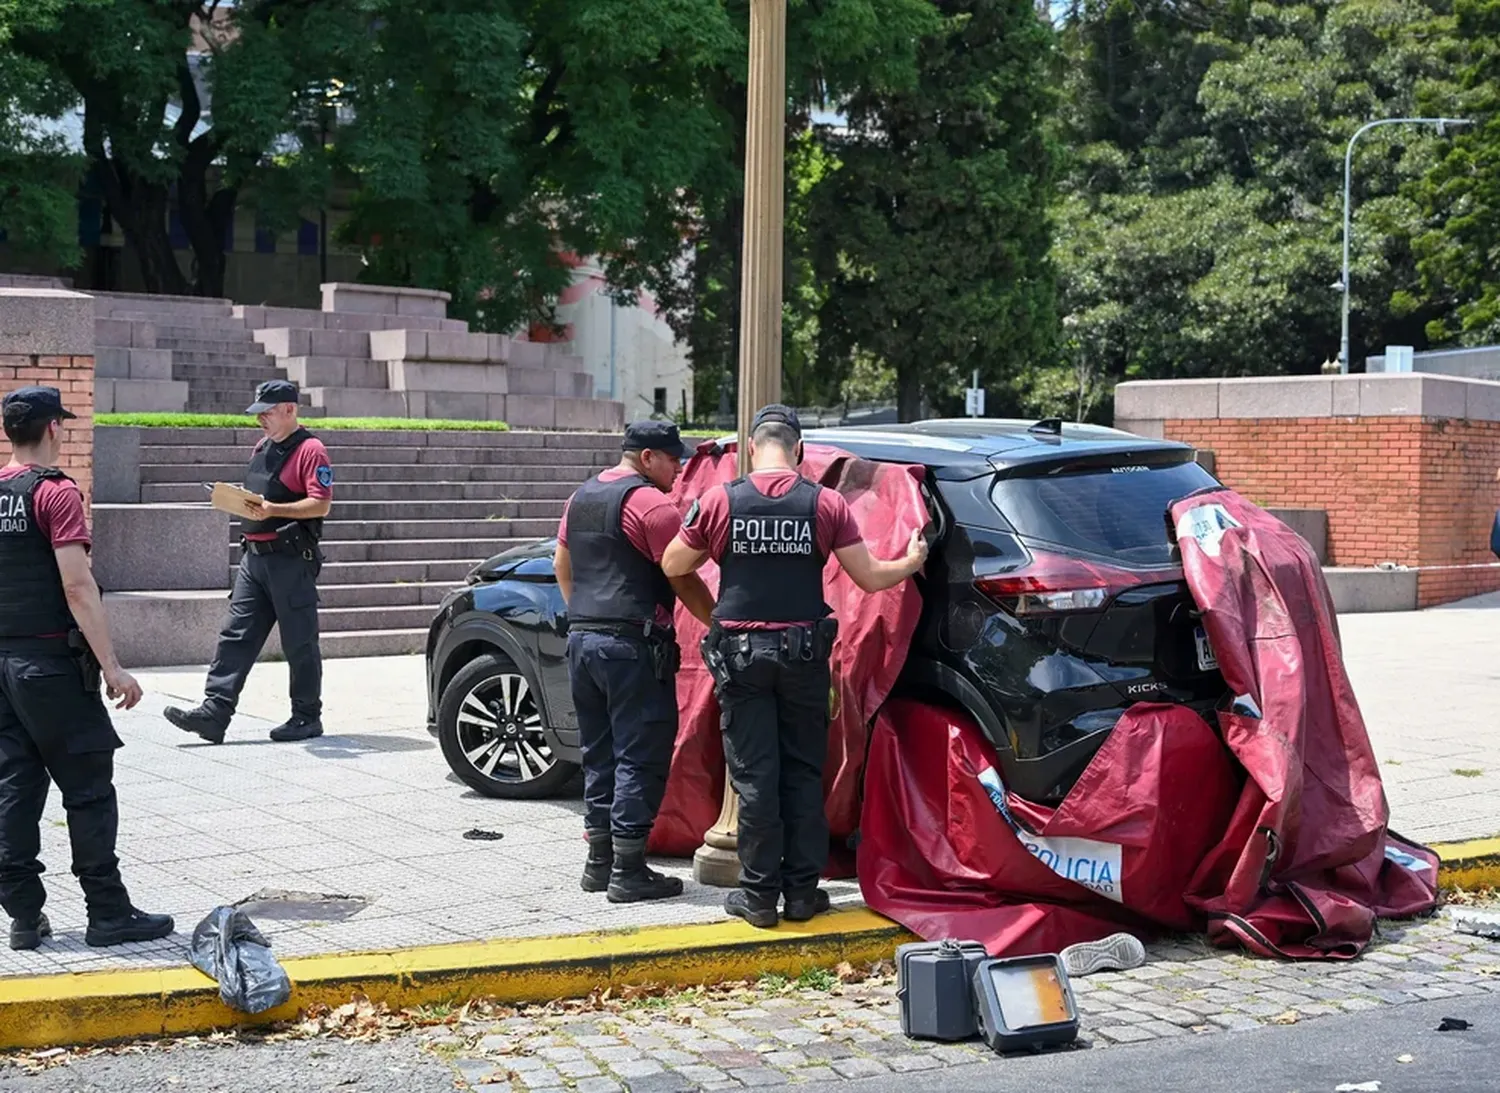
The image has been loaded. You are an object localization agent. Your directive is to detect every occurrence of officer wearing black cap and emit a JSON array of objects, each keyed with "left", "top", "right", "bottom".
[
  {"left": 554, "top": 421, "right": 714, "bottom": 902},
  {"left": 663, "top": 403, "right": 927, "bottom": 928},
  {"left": 164, "top": 380, "right": 333, "bottom": 744},
  {"left": 0, "top": 386, "right": 173, "bottom": 950}
]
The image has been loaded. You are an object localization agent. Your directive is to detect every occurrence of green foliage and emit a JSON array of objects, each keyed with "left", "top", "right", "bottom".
[
  {"left": 1411, "top": 0, "right": 1500, "bottom": 343},
  {"left": 807, "top": 0, "right": 1059, "bottom": 420},
  {"left": 1045, "top": 0, "right": 1471, "bottom": 418}
]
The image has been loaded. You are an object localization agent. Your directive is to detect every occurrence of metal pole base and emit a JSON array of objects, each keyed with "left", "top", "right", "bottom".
[
  {"left": 693, "top": 772, "right": 742, "bottom": 887},
  {"left": 692, "top": 841, "right": 743, "bottom": 888}
]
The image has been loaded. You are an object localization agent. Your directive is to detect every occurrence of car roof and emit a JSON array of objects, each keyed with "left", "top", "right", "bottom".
[{"left": 790, "top": 419, "right": 1194, "bottom": 479}]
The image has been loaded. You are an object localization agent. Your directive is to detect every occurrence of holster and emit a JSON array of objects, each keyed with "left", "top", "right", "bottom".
[
  {"left": 67, "top": 628, "right": 102, "bottom": 693},
  {"left": 649, "top": 639, "right": 681, "bottom": 682},
  {"left": 780, "top": 618, "right": 839, "bottom": 663},
  {"left": 276, "top": 521, "right": 323, "bottom": 564},
  {"left": 700, "top": 627, "right": 732, "bottom": 689}
]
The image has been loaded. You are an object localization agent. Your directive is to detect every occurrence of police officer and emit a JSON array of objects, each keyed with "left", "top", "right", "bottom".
[
  {"left": 0, "top": 386, "right": 174, "bottom": 950},
  {"left": 662, "top": 405, "right": 927, "bottom": 928},
  {"left": 554, "top": 422, "right": 714, "bottom": 902},
  {"left": 165, "top": 380, "right": 333, "bottom": 744}
]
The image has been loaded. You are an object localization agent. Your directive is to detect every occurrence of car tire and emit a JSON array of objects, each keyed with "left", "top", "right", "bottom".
[{"left": 437, "top": 651, "right": 580, "bottom": 799}]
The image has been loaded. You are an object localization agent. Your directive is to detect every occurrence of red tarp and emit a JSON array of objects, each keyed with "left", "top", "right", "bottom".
[
  {"left": 858, "top": 488, "right": 1438, "bottom": 959},
  {"left": 647, "top": 443, "right": 929, "bottom": 861}
]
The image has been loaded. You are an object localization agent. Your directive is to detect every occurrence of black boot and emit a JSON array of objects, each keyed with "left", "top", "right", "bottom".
[
  {"left": 85, "top": 908, "right": 175, "bottom": 948},
  {"left": 164, "top": 705, "right": 228, "bottom": 745},
  {"left": 725, "top": 888, "right": 779, "bottom": 929},
  {"left": 783, "top": 888, "right": 831, "bottom": 922},
  {"left": 606, "top": 837, "right": 683, "bottom": 903},
  {"left": 580, "top": 829, "right": 613, "bottom": 893},
  {"left": 9, "top": 912, "right": 51, "bottom": 951},
  {"left": 269, "top": 716, "right": 323, "bottom": 742}
]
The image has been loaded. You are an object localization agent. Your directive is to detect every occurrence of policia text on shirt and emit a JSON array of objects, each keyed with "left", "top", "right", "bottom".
[
  {"left": 165, "top": 379, "right": 334, "bottom": 745},
  {"left": 663, "top": 404, "right": 927, "bottom": 929},
  {"left": 0, "top": 386, "right": 174, "bottom": 952}
]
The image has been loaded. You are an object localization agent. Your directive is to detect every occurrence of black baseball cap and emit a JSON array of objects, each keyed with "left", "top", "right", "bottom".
[
  {"left": 751, "top": 403, "right": 801, "bottom": 436},
  {"left": 2, "top": 386, "right": 77, "bottom": 428},
  {"left": 622, "top": 420, "right": 693, "bottom": 460},
  {"left": 246, "top": 379, "right": 300, "bottom": 414}
]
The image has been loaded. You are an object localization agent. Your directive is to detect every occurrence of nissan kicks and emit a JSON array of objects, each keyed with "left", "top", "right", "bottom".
[{"left": 424, "top": 419, "right": 1226, "bottom": 804}]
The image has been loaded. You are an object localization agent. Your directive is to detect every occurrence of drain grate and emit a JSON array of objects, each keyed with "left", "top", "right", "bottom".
[{"left": 233, "top": 889, "right": 370, "bottom": 922}]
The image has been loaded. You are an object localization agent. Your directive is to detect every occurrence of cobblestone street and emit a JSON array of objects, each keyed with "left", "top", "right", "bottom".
[{"left": 404, "top": 907, "right": 1500, "bottom": 1091}]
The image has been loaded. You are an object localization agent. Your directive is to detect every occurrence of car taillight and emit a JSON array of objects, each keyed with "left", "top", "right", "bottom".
[{"left": 975, "top": 551, "right": 1182, "bottom": 615}]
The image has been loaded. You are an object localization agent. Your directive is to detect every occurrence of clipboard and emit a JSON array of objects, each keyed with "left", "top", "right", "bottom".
[{"left": 203, "top": 482, "right": 265, "bottom": 520}]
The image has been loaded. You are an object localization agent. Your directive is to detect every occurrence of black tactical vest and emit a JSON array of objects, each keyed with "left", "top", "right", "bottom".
[
  {"left": 565, "top": 473, "right": 675, "bottom": 628},
  {"left": 711, "top": 476, "right": 830, "bottom": 624},
  {"left": 0, "top": 467, "right": 78, "bottom": 638},
  {"left": 243, "top": 427, "right": 323, "bottom": 539}
]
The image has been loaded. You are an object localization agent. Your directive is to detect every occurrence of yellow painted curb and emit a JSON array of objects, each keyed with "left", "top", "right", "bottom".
[
  {"left": 1434, "top": 836, "right": 1500, "bottom": 892},
  {"left": 0, "top": 908, "right": 914, "bottom": 1051},
  {"left": 2, "top": 839, "right": 1497, "bottom": 1052}
]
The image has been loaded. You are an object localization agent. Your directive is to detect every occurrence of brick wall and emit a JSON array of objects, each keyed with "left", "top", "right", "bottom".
[
  {"left": 0, "top": 354, "right": 96, "bottom": 508},
  {"left": 1163, "top": 415, "right": 1500, "bottom": 607}
]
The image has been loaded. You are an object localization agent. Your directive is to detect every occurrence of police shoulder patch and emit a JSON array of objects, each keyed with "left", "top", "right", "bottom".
[
  {"left": 315, "top": 465, "right": 334, "bottom": 488},
  {"left": 682, "top": 499, "right": 700, "bottom": 528}
]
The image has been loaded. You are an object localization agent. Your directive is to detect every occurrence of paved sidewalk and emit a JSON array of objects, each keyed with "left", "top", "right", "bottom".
[{"left": 1, "top": 599, "right": 1497, "bottom": 979}]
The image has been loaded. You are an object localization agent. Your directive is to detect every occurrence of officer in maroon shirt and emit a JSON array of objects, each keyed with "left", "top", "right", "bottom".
[
  {"left": 165, "top": 380, "right": 334, "bottom": 744},
  {"left": 663, "top": 405, "right": 926, "bottom": 928},
  {"left": 0, "top": 386, "right": 173, "bottom": 950},
  {"left": 554, "top": 421, "right": 714, "bottom": 902}
]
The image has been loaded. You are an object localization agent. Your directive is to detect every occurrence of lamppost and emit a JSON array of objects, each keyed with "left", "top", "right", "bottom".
[
  {"left": 1337, "top": 116, "right": 1471, "bottom": 374},
  {"left": 692, "top": 0, "right": 788, "bottom": 887}
]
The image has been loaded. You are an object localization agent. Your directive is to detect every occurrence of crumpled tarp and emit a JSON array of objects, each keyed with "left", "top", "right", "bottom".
[
  {"left": 858, "top": 488, "right": 1438, "bottom": 958},
  {"left": 647, "top": 442, "right": 928, "bottom": 863}
]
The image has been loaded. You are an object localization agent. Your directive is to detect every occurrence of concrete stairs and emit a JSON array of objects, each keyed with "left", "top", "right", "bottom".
[
  {"left": 92, "top": 291, "right": 285, "bottom": 414},
  {"left": 120, "top": 427, "right": 618, "bottom": 659}
]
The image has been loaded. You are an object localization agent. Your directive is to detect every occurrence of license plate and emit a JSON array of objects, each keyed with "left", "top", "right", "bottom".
[{"left": 1194, "top": 626, "right": 1218, "bottom": 672}]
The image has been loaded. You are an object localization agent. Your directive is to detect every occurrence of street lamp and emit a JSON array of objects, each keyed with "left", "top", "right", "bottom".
[
  {"left": 1338, "top": 116, "right": 1471, "bottom": 374},
  {"left": 693, "top": 0, "right": 788, "bottom": 886}
]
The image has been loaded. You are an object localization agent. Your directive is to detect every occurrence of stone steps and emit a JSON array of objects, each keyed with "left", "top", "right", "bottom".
[
  {"left": 317, "top": 580, "right": 476, "bottom": 609},
  {"left": 114, "top": 426, "right": 622, "bottom": 660},
  {"left": 142, "top": 479, "right": 577, "bottom": 504},
  {"left": 139, "top": 444, "right": 620, "bottom": 465},
  {"left": 141, "top": 462, "right": 601, "bottom": 485},
  {"left": 156, "top": 335, "right": 264, "bottom": 354},
  {"left": 170, "top": 349, "right": 276, "bottom": 367}
]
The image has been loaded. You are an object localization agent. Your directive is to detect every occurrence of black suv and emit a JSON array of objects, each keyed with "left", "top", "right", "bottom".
[{"left": 424, "top": 419, "right": 1226, "bottom": 803}]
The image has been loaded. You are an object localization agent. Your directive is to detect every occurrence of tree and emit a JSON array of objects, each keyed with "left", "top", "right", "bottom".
[
  {"left": 807, "top": 0, "right": 1059, "bottom": 421},
  {"left": 329, "top": 0, "right": 741, "bottom": 335},
  {"left": 1411, "top": 0, "right": 1500, "bottom": 344},
  {"left": 649, "top": 0, "right": 938, "bottom": 422},
  {"left": 0, "top": 0, "right": 83, "bottom": 271},
  {"left": 1, "top": 0, "right": 329, "bottom": 297},
  {"left": 1048, "top": 0, "right": 1468, "bottom": 416}
]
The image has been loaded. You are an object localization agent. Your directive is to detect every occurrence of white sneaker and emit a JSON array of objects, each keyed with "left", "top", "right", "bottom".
[{"left": 1059, "top": 932, "right": 1147, "bottom": 977}]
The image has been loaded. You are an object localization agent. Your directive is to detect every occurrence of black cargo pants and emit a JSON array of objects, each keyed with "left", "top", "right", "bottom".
[
  {"left": 203, "top": 546, "right": 322, "bottom": 722},
  {"left": 710, "top": 630, "right": 831, "bottom": 908},
  {"left": 0, "top": 645, "right": 132, "bottom": 923},
  {"left": 567, "top": 630, "right": 679, "bottom": 840}
]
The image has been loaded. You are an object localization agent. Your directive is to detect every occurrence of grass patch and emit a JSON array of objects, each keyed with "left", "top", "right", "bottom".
[
  {"left": 1453, "top": 768, "right": 1484, "bottom": 778},
  {"left": 98, "top": 412, "right": 511, "bottom": 431}
]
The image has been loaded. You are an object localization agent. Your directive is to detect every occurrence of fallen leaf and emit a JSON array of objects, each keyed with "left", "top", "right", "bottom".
[
  {"left": 1270, "top": 1011, "right": 1300, "bottom": 1025},
  {"left": 1397, "top": 1055, "right": 1414, "bottom": 1064}
]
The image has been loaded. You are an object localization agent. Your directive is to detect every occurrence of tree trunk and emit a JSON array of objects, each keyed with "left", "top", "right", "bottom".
[
  {"left": 112, "top": 170, "right": 190, "bottom": 297},
  {"left": 178, "top": 168, "right": 235, "bottom": 299},
  {"left": 896, "top": 364, "right": 923, "bottom": 422}
]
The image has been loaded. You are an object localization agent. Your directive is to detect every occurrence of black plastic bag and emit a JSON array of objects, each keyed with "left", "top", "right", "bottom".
[{"left": 189, "top": 906, "right": 292, "bottom": 1014}]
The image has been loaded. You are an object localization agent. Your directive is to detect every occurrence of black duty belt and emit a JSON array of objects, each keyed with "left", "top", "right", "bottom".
[
  {"left": 0, "top": 635, "right": 74, "bottom": 656},
  {"left": 569, "top": 619, "right": 675, "bottom": 642}
]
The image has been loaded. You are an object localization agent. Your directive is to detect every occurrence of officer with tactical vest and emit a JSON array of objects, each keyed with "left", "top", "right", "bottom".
[
  {"left": 663, "top": 405, "right": 927, "bottom": 928},
  {"left": 0, "top": 386, "right": 174, "bottom": 950},
  {"left": 554, "top": 422, "right": 714, "bottom": 902},
  {"left": 165, "top": 380, "right": 333, "bottom": 744}
]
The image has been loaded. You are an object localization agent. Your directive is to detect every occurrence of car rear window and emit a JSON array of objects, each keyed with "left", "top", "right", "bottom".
[{"left": 990, "top": 459, "right": 1217, "bottom": 565}]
